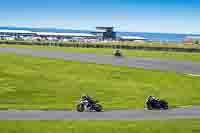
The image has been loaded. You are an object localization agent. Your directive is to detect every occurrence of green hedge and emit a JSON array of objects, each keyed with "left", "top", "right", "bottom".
[{"left": 0, "top": 40, "right": 200, "bottom": 52}]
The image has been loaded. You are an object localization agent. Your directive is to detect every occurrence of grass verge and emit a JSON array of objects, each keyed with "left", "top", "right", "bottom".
[
  {"left": 0, "top": 53, "right": 200, "bottom": 110},
  {"left": 0, "top": 120, "right": 200, "bottom": 133}
]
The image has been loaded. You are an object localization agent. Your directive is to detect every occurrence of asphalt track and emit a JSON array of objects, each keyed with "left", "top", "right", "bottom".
[
  {"left": 1, "top": 47, "right": 200, "bottom": 74},
  {"left": 0, "top": 47, "right": 200, "bottom": 120},
  {"left": 0, "top": 107, "right": 200, "bottom": 120}
]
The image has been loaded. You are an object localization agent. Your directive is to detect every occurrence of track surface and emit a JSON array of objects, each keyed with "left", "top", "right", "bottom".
[
  {"left": 1, "top": 47, "right": 200, "bottom": 74},
  {"left": 0, "top": 107, "right": 200, "bottom": 120}
]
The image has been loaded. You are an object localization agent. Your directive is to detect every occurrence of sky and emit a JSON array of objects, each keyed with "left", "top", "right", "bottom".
[{"left": 0, "top": 0, "right": 200, "bottom": 33}]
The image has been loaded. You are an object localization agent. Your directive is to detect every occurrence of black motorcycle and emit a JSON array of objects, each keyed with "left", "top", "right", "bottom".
[
  {"left": 146, "top": 99, "right": 169, "bottom": 110},
  {"left": 76, "top": 99, "right": 103, "bottom": 112},
  {"left": 113, "top": 50, "right": 123, "bottom": 57}
]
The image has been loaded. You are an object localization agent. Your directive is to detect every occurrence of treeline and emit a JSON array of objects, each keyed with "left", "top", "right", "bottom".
[{"left": 0, "top": 40, "right": 200, "bottom": 53}]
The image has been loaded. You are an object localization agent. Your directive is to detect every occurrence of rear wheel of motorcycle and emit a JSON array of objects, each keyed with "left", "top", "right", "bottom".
[
  {"left": 95, "top": 104, "right": 103, "bottom": 112},
  {"left": 163, "top": 104, "right": 169, "bottom": 110},
  {"left": 76, "top": 104, "right": 84, "bottom": 112},
  {"left": 160, "top": 100, "right": 169, "bottom": 110}
]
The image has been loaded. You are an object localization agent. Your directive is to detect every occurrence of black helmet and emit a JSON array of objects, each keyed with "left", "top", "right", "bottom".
[
  {"left": 149, "top": 96, "right": 153, "bottom": 98},
  {"left": 148, "top": 96, "right": 156, "bottom": 101},
  {"left": 81, "top": 94, "right": 88, "bottom": 99}
]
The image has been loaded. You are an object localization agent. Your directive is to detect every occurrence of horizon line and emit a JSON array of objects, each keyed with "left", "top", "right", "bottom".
[{"left": 0, "top": 25, "right": 200, "bottom": 35}]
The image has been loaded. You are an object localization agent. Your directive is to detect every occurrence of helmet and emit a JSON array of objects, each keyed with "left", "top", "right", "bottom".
[
  {"left": 81, "top": 94, "right": 88, "bottom": 99},
  {"left": 148, "top": 95, "right": 156, "bottom": 101},
  {"left": 148, "top": 96, "right": 153, "bottom": 100},
  {"left": 149, "top": 96, "right": 153, "bottom": 98}
]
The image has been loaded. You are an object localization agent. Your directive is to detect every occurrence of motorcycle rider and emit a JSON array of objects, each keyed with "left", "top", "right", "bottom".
[
  {"left": 146, "top": 95, "right": 169, "bottom": 110},
  {"left": 113, "top": 49, "right": 122, "bottom": 56},
  {"left": 80, "top": 94, "right": 96, "bottom": 109},
  {"left": 146, "top": 96, "right": 158, "bottom": 104}
]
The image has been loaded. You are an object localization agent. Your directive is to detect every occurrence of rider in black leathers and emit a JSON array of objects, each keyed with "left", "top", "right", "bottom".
[
  {"left": 80, "top": 95, "right": 96, "bottom": 108},
  {"left": 113, "top": 49, "right": 122, "bottom": 56},
  {"left": 146, "top": 96, "right": 158, "bottom": 104},
  {"left": 146, "top": 95, "right": 169, "bottom": 110}
]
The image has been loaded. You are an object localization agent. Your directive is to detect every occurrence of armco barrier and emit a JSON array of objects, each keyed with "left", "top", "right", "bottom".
[{"left": 1, "top": 41, "right": 200, "bottom": 53}]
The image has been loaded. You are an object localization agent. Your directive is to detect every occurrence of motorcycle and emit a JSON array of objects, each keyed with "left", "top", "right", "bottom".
[
  {"left": 146, "top": 98, "right": 169, "bottom": 110},
  {"left": 76, "top": 99, "right": 103, "bottom": 112},
  {"left": 113, "top": 50, "right": 123, "bottom": 57}
]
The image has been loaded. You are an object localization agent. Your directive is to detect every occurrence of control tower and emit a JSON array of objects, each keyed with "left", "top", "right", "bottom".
[{"left": 93, "top": 27, "right": 116, "bottom": 41}]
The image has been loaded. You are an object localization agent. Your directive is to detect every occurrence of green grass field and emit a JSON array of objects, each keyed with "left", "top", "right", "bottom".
[
  {"left": 0, "top": 120, "right": 200, "bottom": 133},
  {"left": 0, "top": 53, "right": 200, "bottom": 110},
  {"left": 1, "top": 44, "right": 200, "bottom": 62}
]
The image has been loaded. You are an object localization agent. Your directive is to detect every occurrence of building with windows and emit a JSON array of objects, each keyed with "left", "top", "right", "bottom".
[
  {"left": 92, "top": 27, "right": 116, "bottom": 41},
  {"left": 0, "top": 30, "right": 35, "bottom": 40},
  {"left": 0, "top": 27, "right": 148, "bottom": 42},
  {"left": 0, "top": 29, "right": 96, "bottom": 41}
]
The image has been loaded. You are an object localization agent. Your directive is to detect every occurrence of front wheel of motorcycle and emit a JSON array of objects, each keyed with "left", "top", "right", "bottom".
[
  {"left": 76, "top": 104, "right": 85, "bottom": 112},
  {"left": 146, "top": 103, "right": 153, "bottom": 110},
  {"left": 94, "top": 104, "right": 103, "bottom": 112}
]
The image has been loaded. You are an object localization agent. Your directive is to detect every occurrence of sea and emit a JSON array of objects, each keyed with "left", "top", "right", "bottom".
[{"left": 1, "top": 26, "right": 200, "bottom": 43}]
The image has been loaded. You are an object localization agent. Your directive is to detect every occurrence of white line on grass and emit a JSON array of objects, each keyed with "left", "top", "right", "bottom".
[{"left": 186, "top": 74, "right": 200, "bottom": 77}]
